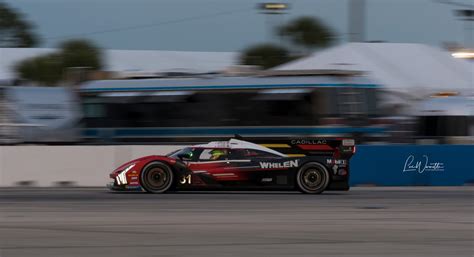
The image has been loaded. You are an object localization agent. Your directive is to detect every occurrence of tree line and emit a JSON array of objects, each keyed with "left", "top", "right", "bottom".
[
  {"left": 241, "top": 16, "right": 334, "bottom": 69},
  {"left": 1, "top": 2, "right": 335, "bottom": 85}
]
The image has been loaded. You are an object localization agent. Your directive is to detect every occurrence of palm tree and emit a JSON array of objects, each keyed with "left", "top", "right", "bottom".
[
  {"left": 278, "top": 16, "right": 334, "bottom": 54},
  {"left": 0, "top": 2, "right": 39, "bottom": 47}
]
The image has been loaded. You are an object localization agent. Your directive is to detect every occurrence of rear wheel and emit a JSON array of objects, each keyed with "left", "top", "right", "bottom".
[
  {"left": 140, "top": 162, "right": 174, "bottom": 193},
  {"left": 296, "top": 162, "right": 330, "bottom": 194}
]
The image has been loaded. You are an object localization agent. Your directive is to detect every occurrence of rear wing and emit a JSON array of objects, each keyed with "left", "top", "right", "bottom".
[{"left": 246, "top": 137, "right": 356, "bottom": 159}]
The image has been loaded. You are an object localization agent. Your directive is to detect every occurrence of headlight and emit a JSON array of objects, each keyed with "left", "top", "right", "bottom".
[{"left": 116, "top": 163, "right": 136, "bottom": 185}]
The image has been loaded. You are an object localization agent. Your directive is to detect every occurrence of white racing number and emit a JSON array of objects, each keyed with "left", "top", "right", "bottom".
[{"left": 179, "top": 174, "right": 192, "bottom": 185}]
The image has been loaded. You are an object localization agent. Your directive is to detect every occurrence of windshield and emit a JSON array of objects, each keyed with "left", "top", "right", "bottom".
[{"left": 167, "top": 147, "right": 194, "bottom": 159}]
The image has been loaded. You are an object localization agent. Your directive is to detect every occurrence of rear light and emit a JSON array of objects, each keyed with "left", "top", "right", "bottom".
[
  {"left": 352, "top": 145, "right": 356, "bottom": 154},
  {"left": 342, "top": 139, "right": 355, "bottom": 146}
]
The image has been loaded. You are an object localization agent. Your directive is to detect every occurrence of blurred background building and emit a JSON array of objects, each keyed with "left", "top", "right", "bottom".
[{"left": 0, "top": 0, "right": 472, "bottom": 145}]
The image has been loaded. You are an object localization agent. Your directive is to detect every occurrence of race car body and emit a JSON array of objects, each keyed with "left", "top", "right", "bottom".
[{"left": 108, "top": 138, "right": 355, "bottom": 194}]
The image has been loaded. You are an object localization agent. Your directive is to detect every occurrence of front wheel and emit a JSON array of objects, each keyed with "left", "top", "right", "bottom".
[
  {"left": 140, "top": 161, "right": 174, "bottom": 193},
  {"left": 296, "top": 162, "right": 330, "bottom": 194}
]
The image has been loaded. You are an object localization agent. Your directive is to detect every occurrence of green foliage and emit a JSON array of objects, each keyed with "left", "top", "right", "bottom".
[
  {"left": 239, "top": 16, "right": 335, "bottom": 69},
  {"left": 0, "top": 2, "right": 39, "bottom": 47},
  {"left": 16, "top": 54, "right": 63, "bottom": 85},
  {"left": 15, "top": 39, "right": 103, "bottom": 85},
  {"left": 240, "top": 44, "right": 291, "bottom": 69},
  {"left": 278, "top": 16, "right": 334, "bottom": 50},
  {"left": 60, "top": 39, "right": 103, "bottom": 70}
]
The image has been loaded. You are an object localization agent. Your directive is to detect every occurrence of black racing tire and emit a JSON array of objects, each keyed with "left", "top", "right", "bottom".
[
  {"left": 296, "top": 162, "right": 330, "bottom": 194},
  {"left": 140, "top": 161, "right": 174, "bottom": 193}
]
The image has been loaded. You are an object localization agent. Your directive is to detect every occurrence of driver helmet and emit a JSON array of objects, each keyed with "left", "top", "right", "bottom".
[{"left": 210, "top": 149, "right": 226, "bottom": 160}]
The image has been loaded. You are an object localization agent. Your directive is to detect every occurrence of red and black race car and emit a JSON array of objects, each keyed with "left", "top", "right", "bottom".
[{"left": 108, "top": 138, "right": 355, "bottom": 194}]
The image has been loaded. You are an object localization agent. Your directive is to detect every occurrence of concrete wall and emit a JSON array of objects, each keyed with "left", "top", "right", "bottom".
[
  {"left": 0, "top": 145, "right": 182, "bottom": 187},
  {"left": 1, "top": 145, "right": 473, "bottom": 187}
]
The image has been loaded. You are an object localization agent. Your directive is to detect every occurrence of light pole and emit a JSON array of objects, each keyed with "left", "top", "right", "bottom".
[
  {"left": 257, "top": 2, "right": 289, "bottom": 43},
  {"left": 455, "top": 9, "right": 474, "bottom": 48},
  {"left": 348, "top": 0, "right": 366, "bottom": 42},
  {"left": 435, "top": 0, "right": 474, "bottom": 48}
]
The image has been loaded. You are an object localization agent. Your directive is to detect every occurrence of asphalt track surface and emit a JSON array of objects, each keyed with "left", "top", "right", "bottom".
[{"left": 0, "top": 187, "right": 473, "bottom": 257}]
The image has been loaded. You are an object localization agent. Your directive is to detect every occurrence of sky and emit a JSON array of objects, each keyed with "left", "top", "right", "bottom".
[{"left": 2, "top": 0, "right": 473, "bottom": 52}]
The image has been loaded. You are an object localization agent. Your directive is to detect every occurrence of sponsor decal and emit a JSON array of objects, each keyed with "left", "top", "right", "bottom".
[
  {"left": 291, "top": 139, "right": 327, "bottom": 145},
  {"left": 403, "top": 155, "right": 445, "bottom": 173},
  {"left": 326, "top": 159, "right": 347, "bottom": 165},
  {"left": 259, "top": 160, "right": 299, "bottom": 169}
]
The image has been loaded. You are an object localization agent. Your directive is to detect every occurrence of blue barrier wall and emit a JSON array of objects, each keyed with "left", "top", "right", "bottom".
[{"left": 350, "top": 145, "right": 474, "bottom": 186}]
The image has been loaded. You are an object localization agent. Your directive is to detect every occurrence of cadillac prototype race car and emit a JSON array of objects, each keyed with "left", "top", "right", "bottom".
[{"left": 108, "top": 138, "right": 355, "bottom": 194}]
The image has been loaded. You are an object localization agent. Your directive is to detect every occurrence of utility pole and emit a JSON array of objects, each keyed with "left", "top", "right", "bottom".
[
  {"left": 348, "top": 0, "right": 366, "bottom": 42},
  {"left": 456, "top": 9, "right": 474, "bottom": 48},
  {"left": 258, "top": 2, "right": 289, "bottom": 43},
  {"left": 435, "top": 0, "right": 474, "bottom": 48}
]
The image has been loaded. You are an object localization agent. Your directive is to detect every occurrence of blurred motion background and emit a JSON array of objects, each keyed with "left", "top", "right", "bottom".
[
  {"left": 1, "top": 3, "right": 473, "bottom": 257},
  {"left": 0, "top": 0, "right": 472, "bottom": 146}
]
